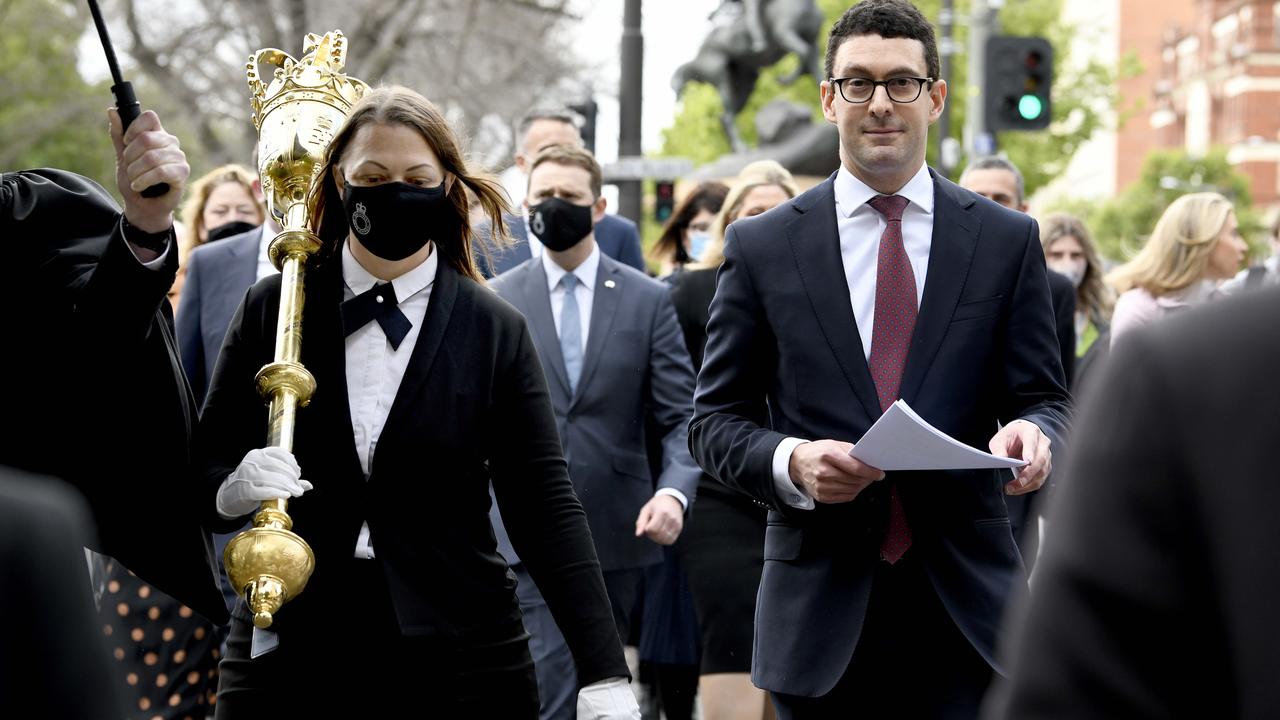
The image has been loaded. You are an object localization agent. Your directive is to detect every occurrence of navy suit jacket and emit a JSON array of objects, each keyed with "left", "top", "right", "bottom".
[
  {"left": 175, "top": 226, "right": 263, "bottom": 402},
  {"left": 689, "top": 170, "right": 1070, "bottom": 696},
  {"left": 489, "top": 251, "right": 700, "bottom": 572},
  {"left": 478, "top": 212, "right": 646, "bottom": 278}
]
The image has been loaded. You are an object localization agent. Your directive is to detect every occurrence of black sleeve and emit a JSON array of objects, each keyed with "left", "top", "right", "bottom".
[
  {"left": 996, "top": 332, "right": 1201, "bottom": 718},
  {"left": 195, "top": 286, "right": 273, "bottom": 533},
  {"left": 1048, "top": 270, "right": 1077, "bottom": 387},
  {"left": 489, "top": 321, "right": 629, "bottom": 686}
]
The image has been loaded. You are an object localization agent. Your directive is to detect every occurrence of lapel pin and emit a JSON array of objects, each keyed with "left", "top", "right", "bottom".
[{"left": 604, "top": 279, "right": 616, "bottom": 289}]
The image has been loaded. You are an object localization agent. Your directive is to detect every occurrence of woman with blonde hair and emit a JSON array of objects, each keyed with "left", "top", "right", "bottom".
[
  {"left": 1107, "top": 192, "right": 1247, "bottom": 343},
  {"left": 169, "top": 164, "right": 264, "bottom": 306},
  {"left": 1040, "top": 212, "right": 1114, "bottom": 362},
  {"left": 199, "top": 86, "right": 633, "bottom": 717},
  {"left": 669, "top": 159, "right": 799, "bottom": 720}
]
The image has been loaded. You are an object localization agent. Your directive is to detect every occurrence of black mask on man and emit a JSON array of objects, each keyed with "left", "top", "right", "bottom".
[
  {"left": 342, "top": 181, "right": 448, "bottom": 261},
  {"left": 528, "top": 197, "right": 594, "bottom": 252},
  {"left": 206, "top": 220, "right": 257, "bottom": 243}
]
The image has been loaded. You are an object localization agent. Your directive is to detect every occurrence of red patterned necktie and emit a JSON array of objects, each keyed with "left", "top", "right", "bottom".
[{"left": 866, "top": 194, "right": 915, "bottom": 564}]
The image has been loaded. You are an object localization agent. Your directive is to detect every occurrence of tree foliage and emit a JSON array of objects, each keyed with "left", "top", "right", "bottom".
[
  {"left": 0, "top": 0, "right": 115, "bottom": 188},
  {"left": 1051, "top": 148, "right": 1266, "bottom": 261},
  {"left": 661, "top": 0, "right": 1129, "bottom": 197}
]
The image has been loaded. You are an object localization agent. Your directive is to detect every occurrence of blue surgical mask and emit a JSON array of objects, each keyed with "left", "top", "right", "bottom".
[{"left": 687, "top": 231, "right": 712, "bottom": 262}]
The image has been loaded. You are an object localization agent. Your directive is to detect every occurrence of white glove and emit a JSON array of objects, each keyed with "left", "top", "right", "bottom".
[
  {"left": 216, "top": 447, "right": 312, "bottom": 520},
  {"left": 576, "top": 677, "right": 640, "bottom": 720}
]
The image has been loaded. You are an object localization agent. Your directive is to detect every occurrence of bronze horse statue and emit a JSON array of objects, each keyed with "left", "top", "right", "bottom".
[{"left": 672, "top": 0, "right": 824, "bottom": 152}]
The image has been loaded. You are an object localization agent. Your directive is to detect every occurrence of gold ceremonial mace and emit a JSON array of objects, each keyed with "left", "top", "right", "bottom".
[{"left": 223, "top": 31, "right": 368, "bottom": 629}]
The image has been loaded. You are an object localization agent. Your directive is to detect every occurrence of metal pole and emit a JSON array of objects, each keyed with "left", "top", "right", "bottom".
[
  {"left": 964, "top": 0, "right": 997, "bottom": 160},
  {"left": 618, "top": 0, "right": 643, "bottom": 226},
  {"left": 937, "top": 0, "right": 955, "bottom": 173}
]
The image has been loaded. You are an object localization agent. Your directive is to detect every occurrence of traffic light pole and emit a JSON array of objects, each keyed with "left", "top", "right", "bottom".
[
  {"left": 963, "top": 0, "right": 999, "bottom": 161},
  {"left": 618, "top": 0, "right": 643, "bottom": 227}
]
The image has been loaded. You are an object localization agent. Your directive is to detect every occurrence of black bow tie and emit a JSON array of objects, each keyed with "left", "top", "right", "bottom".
[{"left": 341, "top": 282, "right": 413, "bottom": 350}]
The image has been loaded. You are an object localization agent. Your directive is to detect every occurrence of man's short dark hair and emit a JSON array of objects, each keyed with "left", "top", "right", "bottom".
[
  {"left": 960, "top": 156, "right": 1025, "bottom": 206},
  {"left": 529, "top": 145, "right": 603, "bottom": 200},
  {"left": 517, "top": 108, "right": 581, "bottom": 143},
  {"left": 825, "top": 0, "right": 941, "bottom": 81}
]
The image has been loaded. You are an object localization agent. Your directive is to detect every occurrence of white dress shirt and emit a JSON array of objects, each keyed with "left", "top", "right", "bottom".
[
  {"left": 342, "top": 241, "right": 439, "bottom": 558},
  {"left": 771, "top": 164, "right": 935, "bottom": 510},
  {"left": 255, "top": 222, "right": 282, "bottom": 281},
  {"left": 542, "top": 241, "right": 599, "bottom": 346},
  {"left": 541, "top": 243, "right": 688, "bottom": 510}
]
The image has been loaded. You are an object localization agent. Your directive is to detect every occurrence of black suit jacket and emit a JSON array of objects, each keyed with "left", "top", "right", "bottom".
[
  {"left": 990, "top": 285, "right": 1280, "bottom": 718},
  {"left": 0, "top": 468, "right": 123, "bottom": 719},
  {"left": 689, "top": 170, "right": 1070, "bottom": 696},
  {"left": 0, "top": 169, "right": 228, "bottom": 624},
  {"left": 198, "top": 256, "right": 627, "bottom": 685}
]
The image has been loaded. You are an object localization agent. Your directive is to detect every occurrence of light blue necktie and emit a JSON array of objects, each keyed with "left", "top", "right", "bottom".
[{"left": 559, "top": 273, "right": 583, "bottom": 393}]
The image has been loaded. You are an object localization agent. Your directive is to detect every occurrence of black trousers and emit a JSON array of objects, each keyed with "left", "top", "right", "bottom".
[
  {"left": 214, "top": 559, "right": 539, "bottom": 718},
  {"left": 770, "top": 552, "right": 993, "bottom": 720}
]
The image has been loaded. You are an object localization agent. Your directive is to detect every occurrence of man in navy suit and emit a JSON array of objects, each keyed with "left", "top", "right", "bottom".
[
  {"left": 489, "top": 145, "right": 700, "bottom": 719},
  {"left": 688, "top": 1, "right": 1069, "bottom": 717},
  {"left": 477, "top": 109, "right": 645, "bottom": 278}
]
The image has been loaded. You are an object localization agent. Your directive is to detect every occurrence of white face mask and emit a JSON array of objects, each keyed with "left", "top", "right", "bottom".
[
  {"left": 687, "top": 231, "right": 712, "bottom": 262},
  {"left": 1049, "top": 260, "right": 1086, "bottom": 289}
]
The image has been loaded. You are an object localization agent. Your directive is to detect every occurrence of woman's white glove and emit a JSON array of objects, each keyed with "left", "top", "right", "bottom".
[
  {"left": 215, "top": 447, "right": 312, "bottom": 520},
  {"left": 576, "top": 677, "right": 640, "bottom": 720}
]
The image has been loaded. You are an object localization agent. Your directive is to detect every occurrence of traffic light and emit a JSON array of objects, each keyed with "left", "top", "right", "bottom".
[
  {"left": 569, "top": 99, "right": 598, "bottom": 153},
  {"left": 655, "top": 181, "right": 675, "bottom": 223},
  {"left": 983, "top": 36, "right": 1053, "bottom": 132}
]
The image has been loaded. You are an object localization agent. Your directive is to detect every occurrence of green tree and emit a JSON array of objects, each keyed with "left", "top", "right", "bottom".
[
  {"left": 661, "top": 0, "right": 1130, "bottom": 197},
  {"left": 0, "top": 0, "right": 116, "bottom": 189},
  {"left": 1052, "top": 148, "right": 1265, "bottom": 261}
]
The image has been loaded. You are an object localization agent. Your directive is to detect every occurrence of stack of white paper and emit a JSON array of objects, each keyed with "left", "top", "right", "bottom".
[{"left": 850, "top": 400, "right": 1028, "bottom": 471}]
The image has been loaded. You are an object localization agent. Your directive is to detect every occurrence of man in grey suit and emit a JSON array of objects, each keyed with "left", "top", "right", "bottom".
[
  {"left": 489, "top": 145, "right": 700, "bottom": 719},
  {"left": 477, "top": 108, "right": 646, "bottom": 278}
]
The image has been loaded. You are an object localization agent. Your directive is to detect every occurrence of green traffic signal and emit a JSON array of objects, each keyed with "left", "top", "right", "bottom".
[{"left": 1017, "top": 94, "right": 1044, "bottom": 121}]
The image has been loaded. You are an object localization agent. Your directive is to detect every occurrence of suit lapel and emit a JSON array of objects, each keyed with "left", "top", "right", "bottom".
[
  {"left": 898, "top": 172, "right": 979, "bottom": 405},
  {"left": 573, "top": 254, "right": 623, "bottom": 409},
  {"left": 377, "top": 258, "right": 458, "bottom": 462},
  {"left": 211, "top": 229, "right": 263, "bottom": 321},
  {"left": 301, "top": 261, "right": 363, "bottom": 478},
  {"left": 519, "top": 260, "right": 573, "bottom": 403},
  {"left": 786, "top": 178, "right": 882, "bottom": 424}
]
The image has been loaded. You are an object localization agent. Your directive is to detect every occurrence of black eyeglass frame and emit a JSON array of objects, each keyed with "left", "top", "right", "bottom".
[{"left": 828, "top": 76, "right": 936, "bottom": 104}]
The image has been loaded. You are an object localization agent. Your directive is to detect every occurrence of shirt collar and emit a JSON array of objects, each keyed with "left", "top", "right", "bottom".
[
  {"left": 341, "top": 240, "right": 438, "bottom": 303},
  {"left": 543, "top": 240, "right": 601, "bottom": 294},
  {"left": 834, "top": 163, "right": 934, "bottom": 218}
]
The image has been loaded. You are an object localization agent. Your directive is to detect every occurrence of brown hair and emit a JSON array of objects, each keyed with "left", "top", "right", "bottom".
[
  {"left": 308, "top": 86, "right": 512, "bottom": 282},
  {"left": 649, "top": 181, "right": 730, "bottom": 267},
  {"left": 528, "top": 145, "right": 603, "bottom": 199},
  {"left": 1040, "top": 212, "right": 1114, "bottom": 323},
  {"left": 178, "top": 164, "right": 263, "bottom": 265}
]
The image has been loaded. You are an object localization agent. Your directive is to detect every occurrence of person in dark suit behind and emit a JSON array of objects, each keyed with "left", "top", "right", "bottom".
[
  {"left": 199, "top": 86, "right": 637, "bottom": 718},
  {"left": 488, "top": 144, "right": 700, "bottom": 720},
  {"left": 958, "top": 156, "right": 1076, "bottom": 568},
  {"left": 0, "top": 109, "right": 228, "bottom": 627},
  {"left": 687, "top": 2, "right": 1069, "bottom": 716},
  {"left": 476, "top": 108, "right": 645, "bottom": 278},
  {"left": 0, "top": 467, "right": 121, "bottom": 720},
  {"left": 987, "top": 285, "right": 1280, "bottom": 719}
]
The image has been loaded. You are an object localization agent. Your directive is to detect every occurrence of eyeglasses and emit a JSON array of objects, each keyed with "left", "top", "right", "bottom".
[{"left": 829, "top": 76, "right": 934, "bottom": 104}]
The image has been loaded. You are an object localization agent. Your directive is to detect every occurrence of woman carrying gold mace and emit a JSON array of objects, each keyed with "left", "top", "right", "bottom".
[{"left": 200, "top": 86, "right": 638, "bottom": 717}]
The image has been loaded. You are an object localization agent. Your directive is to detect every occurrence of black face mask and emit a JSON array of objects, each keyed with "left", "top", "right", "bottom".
[
  {"left": 342, "top": 181, "right": 449, "bottom": 261},
  {"left": 206, "top": 220, "right": 257, "bottom": 243},
  {"left": 528, "top": 197, "right": 594, "bottom": 252}
]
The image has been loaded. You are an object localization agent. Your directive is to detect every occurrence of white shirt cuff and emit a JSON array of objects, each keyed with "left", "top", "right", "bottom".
[
  {"left": 654, "top": 487, "right": 689, "bottom": 511},
  {"left": 771, "top": 437, "right": 815, "bottom": 510},
  {"left": 124, "top": 235, "right": 172, "bottom": 269}
]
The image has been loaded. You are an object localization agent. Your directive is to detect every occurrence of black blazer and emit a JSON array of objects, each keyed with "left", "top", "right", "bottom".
[
  {"left": 689, "top": 170, "right": 1070, "bottom": 696},
  {"left": 1, "top": 169, "right": 227, "bottom": 625},
  {"left": 198, "top": 255, "right": 627, "bottom": 685},
  {"left": 990, "top": 285, "right": 1280, "bottom": 719}
]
